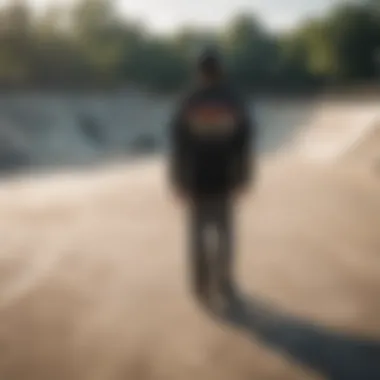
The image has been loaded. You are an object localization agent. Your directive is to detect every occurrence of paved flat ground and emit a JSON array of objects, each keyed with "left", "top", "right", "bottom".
[{"left": 0, "top": 156, "right": 378, "bottom": 380}]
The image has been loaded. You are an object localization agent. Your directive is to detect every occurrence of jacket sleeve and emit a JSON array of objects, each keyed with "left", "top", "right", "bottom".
[
  {"left": 168, "top": 98, "right": 191, "bottom": 190},
  {"left": 232, "top": 97, "right": 257, "bottom": 188}
]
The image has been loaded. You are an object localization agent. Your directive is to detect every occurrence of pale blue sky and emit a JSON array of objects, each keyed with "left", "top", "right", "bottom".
[
  {"left": 120, "top": 0, "right": 346, "bottom": 32},
  {"left": 3, "top": 0, "right": 346, "bottom": 32}
]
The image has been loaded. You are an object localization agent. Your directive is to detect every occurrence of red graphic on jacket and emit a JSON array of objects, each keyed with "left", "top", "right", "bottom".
[{"left": 185, "top": 103, "right": 237, "bottom": 136}]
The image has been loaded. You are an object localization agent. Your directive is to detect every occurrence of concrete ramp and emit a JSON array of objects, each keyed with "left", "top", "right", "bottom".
[
  {"left": 292, "top": 100, "right": 380, "bottom": 161},
  {"left": 339, "top": 119, "right": 380, "bottom": 168},
  {"left": 0, "top": 94, "right": 318, "bottom": 171}
]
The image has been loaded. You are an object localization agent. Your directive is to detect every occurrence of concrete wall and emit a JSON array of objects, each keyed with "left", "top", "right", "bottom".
[
  {"left": 0, "top": 91, "right": 378, "bottom": 174},
  {"left": 0, "top": 92, "right": 316, "bottom": 172}
]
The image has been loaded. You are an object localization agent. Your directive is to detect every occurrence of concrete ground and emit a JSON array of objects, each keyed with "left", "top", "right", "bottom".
[{"left": 0, "top": 152, "right": 378, "bottom": 380}]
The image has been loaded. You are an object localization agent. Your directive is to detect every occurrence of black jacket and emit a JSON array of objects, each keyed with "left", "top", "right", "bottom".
[{"left": 169, "top": 82, "right": 256, "bottom": 198}]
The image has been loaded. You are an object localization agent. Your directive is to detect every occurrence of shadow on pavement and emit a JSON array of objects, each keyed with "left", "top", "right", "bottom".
[{"left": 205, "top": 290, "right": 380, "bottom": 380}]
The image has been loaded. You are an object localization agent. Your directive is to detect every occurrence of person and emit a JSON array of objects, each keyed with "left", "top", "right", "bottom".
[{"left": 168, "top": 48, "right": 256, "bottom": 305}]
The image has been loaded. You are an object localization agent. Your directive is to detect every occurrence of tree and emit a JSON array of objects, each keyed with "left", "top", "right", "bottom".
[
  {"left": 70, "top": 0, "right": 124, "bottom": 83},
  {"left": 323, "top": 4, "right": 380, "bottom": 80},
  {"left": 0, "top": 0, "right": 34, "bottom": 85},
  {"left": 0, "top": 0, "right": 378, "bottom": 91},
  {"left": 222, "top": 14, "right": 280, "bottom": 90}
]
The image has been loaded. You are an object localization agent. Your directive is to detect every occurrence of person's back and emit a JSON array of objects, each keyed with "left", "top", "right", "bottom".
[
  {"left": 168, "top": 49, "right": 257, "bottom": 308},
  {"left": 169, "top": 52, "right": 255, "bottom": 200}
]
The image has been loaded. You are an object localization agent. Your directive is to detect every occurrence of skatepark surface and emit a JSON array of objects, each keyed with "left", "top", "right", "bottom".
[{"left": 0, "top": 96, "right": 379, "bottom": 380}]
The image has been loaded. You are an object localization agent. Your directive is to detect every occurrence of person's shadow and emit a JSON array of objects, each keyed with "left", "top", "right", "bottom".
[{"left": 202, "top": 288, "right": 380, "bottom": 380}]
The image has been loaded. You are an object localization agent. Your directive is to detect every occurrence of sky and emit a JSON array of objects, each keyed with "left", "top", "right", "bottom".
[
  {"left": 119, "top": 0, "right": 346, "bottom": 32},
  {"left": 1, "top": 0, "right": 346, "bottom": 33}
]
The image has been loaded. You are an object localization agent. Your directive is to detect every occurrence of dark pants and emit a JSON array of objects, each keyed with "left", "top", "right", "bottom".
[{"left": 188, "top": 196, "right": 234, "bottom": 299}]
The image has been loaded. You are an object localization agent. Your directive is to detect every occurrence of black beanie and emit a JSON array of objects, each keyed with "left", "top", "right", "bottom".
[{"left": 197, "top": 48, "right": 222, "bottom": 76}]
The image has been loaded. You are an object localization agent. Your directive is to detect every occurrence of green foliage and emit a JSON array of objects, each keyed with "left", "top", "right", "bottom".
[
  {"left": 325, "top": 4, "right": 380, "bottom": 80},
  {"left": 0, "top": 0, "right": 378, "bottom": 91},
  {"left": 222, "top": 15, "right": 281, "bottom": 89}
]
